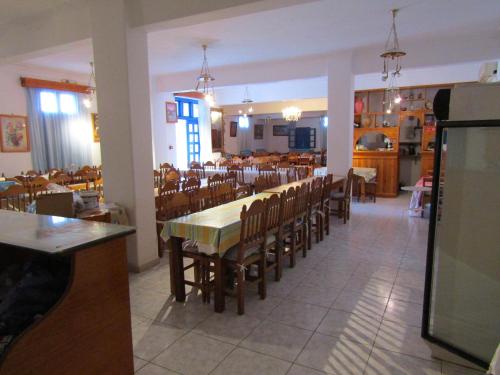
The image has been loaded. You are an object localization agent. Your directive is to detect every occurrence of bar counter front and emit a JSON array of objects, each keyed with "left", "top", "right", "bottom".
[{"left": 0, "top": 210, "right": 135, "bottom": 375}]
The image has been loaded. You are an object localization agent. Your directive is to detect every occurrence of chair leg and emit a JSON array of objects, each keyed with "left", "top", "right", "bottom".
[
  {"left": 343, "top": 200, "right": 347, "bottom": 224},
  {"left": 259, "top": 255, "right": 266, "bottom": 300},
  {"left": 168, "top": 248, "right": 176, "bottom": 296},
  {"left": 302, "top": 226, "right": 307, "bottom": 258},
  {"left": 307, "top": 218, "right": 312, "bottom": 251},
  {"left": 347, "top": 199, "right": 351, "bottom": 220},
  {"left": 237, "top": 268, "right": 245, "bottom": 315},
  {"left": 156, "top": 223, "right": 164, "bottom": 257},
  {"left": 193, "top": 261, "right": 201, "bottom": 296},
  {"left": 289, "top": 234, "right": 296, "bottom": 268},
  {"left": 324, "top": 207, "right": 330, "bottom": 236},
  {"left": 275, "top": 244, "right": 282, "bottom": 281},
  {"left": 316, "top": 213, "right": 322, "bottom": 243}
]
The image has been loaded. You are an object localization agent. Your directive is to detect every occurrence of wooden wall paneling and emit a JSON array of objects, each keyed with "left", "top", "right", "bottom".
[
  {"left": 421, "top": 152, "right": 435, "bottom": 176},
  {"left": 353, "top": 152, "right": 399, "bottom": 197},
  {"left": 0, "top": 238, "right": 134, "bottom": 375}
]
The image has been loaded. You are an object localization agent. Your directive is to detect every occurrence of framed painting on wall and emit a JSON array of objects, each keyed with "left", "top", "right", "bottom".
[
  {"left": 230, "top": 121, "right": 238, "bottom": 137},
  {"left": 0, "top": 114, "right": 30, "bottom": 152},
  {"left": 254, "top": 124, "right": 264, "bottom": 140},
  {"left": 91, "top": 113, "right": 100, "bottom": 142},
  {"left": 273, "top": 124, "right": 289, "bottom": 136},
  {"left": 166, "top": 101, "right": 178, "bottom": 123}
]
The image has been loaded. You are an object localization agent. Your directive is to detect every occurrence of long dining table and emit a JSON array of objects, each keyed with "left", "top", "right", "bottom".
[{"left": 161, "top": 174, "right": 346, "bottom": 313}]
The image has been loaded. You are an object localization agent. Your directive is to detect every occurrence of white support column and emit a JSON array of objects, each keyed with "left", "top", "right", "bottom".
[
  {"left": 89, "top": 0, "right": 158, "bottom": 271},
  {"left": 327, "top": 52, "right": 354, "bottom": 176}
]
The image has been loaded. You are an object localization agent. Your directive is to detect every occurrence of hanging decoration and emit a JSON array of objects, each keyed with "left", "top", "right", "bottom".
[
  {"left": 83, "top": 62, "right": 96, "bottom": 109},
  {"left": 238, "top": 86, "right": 254, "bottom": 117},
  {"left": 195, "top": 45, "right": 216, "bottom": 107},
  {"left": 282, "top": 106, "right": 302, "bottom": 122}
]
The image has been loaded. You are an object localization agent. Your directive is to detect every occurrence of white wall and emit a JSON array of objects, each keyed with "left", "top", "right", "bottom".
[{"left": 0, "top": 63, "right": 101, "bottom": 176}]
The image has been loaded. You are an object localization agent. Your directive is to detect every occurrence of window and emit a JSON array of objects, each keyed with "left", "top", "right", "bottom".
[
  {"left": 289, "top": 127, "right": 316, "bottom": 150},
  {"left": 176, "top": 97, "right": 200, "bottom": 164},
  {"left": 40, "top": 91, "right": 78, "bottom": 114},
  {"left": 238, "top": 115, "right": 249, "bottom": 128}
]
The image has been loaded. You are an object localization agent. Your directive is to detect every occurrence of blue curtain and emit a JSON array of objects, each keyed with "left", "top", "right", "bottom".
[{"left": 27, "top": 88, "right": 93, "bottom": 171}]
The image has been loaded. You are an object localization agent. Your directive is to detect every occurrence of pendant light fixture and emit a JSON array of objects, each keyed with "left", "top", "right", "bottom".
[
  {"left": 83, "top": 61, "right": 96, "bottom": 109},
  {"left": 381, "top": 9, "right": 405, "bottom": 114},
  {"left": 238, "top": 86, "right": 254, "bottom": 117},
  {"left": 195, "top": 44, "right": 216, "bottom": 107},
  {"left": 282, "top": 106, "right": 302, "bottom": 122}
]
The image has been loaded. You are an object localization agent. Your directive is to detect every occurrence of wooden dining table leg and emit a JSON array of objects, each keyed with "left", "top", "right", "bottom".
[
  {"left": 213, "top": 255, "right": 225, "bottom": 313},
  {"left": 171, "top": 236, "right": 186, "bottom": 302}
]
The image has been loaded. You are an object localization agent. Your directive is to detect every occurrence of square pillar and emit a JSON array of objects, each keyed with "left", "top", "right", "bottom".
[
  {"left": 327, "top": 52, "right": 354, "bottom": 176},
  {"left": 89, "top": 0, "right": 158, "bottom": 271}
]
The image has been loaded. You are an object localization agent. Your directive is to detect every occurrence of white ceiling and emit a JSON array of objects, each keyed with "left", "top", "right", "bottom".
[
  {"left": 0, "top": 0, "right": 75, "bottom": 26},
  {"left": 20, "top": 0, "right": 500, "bottom": 76}
]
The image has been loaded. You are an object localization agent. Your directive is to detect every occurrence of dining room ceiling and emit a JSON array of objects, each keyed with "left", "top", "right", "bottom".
[{"left": 20, "top": 0, "right": 500, "bottom": 76}]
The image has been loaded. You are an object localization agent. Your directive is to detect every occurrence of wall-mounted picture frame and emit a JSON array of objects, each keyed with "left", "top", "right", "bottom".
[
  {"left": 254, "top": 124, "right": 264, "bottom": 140},
  {"left": 166, "top": 101, "right": 178, "bottom": 123},
  {"left": 91, "top": 113, "right": 100, "bottom": 143},
  {"left": 230, "top": 121, "right": 238, "bottom": 137},
  {"left": 273, "top": 124, "right": 289, "bottom": 136},
  {"left": 0, "top": 114, "right": 30, "bottom": 152}
]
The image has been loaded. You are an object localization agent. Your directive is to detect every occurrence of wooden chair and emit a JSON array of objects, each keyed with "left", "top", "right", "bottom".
[
  {"left": 190, "top": 162, "right": 205, "bottom": 179},
  {"left": 254, "top": 175, "right": 269, "bottom": 194},
  {"left": 296, "top": 166, "right": 308, "bottom": 180},
  {"left": 288, "top": 153, "right": 299, "bottom": 165},
  {"left": 27, "top": 176, "right": 50, "bottom": 203},
  {"left": 184, "top": 169, "right": 199, "bottom": 180},
  {"left": 182, "top": 177, "right": 201, "bottom": 194},
  {"left": 240, "top": 161, "right": 253, "bottom": 170},
  {"left": 211, "top": 183, "right": 235, "bottom": 206},
  {"left": 52, "top": 173, "right": 72, "bottom": 186},
  {"left": 227, "top": 165, "right": 245, "bottom": 186},
  {"left": 224, "top": 171, "right": 238, "bottom": 189},
  {"left": 219, "top": 159, "right": 232, "bottom": 168},
  {"left": 153, "top": 170, "right": 162, "bottom": 188},
  {"left": 190, "top": 188, "right": 212, "bottom": 212},
  {"left": 25, "top": 170, "right": 40, "bottom": 177},
  {"left": 264, "top": 194, "right": 282, "bottom": 281},
  {"left": 321, "top": 174, "right": 333, "bottom": 238},
  {"left": 164, "top": 169, "right": 181, "bottom": 182},
  {"left": 365, "top": 169, "right": 377, "bottom": 203},
  {"left": 0, "top": 185, "right": 29, "bottom": 212},
  {"left": 277, "top": 161, "right": 290, "bottom": 170},
  {"left": 266, "top": 173, "right": 281, "bottom": 188},
  {"left": 159, "top": 179, "right": 180, "bottom": 196},
  {"left": 308, "top": 177, "right": 324, "bottom": 249},
  {"left": 208, "top": 173, "right": 224, "bottom": 189},
  {"left": 203, "top": 161, "right": 216, "bottom": 171},
  {"left": 293, "top": 183, "right": 309, "bottom": 257},
  {"left": 258, "top": 165, "right": 276, "bottom": 178},
  {"left": 222, "top": 199, "right": 267, "bottom": 314},
  {"left": 331, "top": 168, "right": 354, "bottom": 224},
  {"left": 159, "top": 162, "right": 173, "bottom": 172},
  {"left": 281, "top": 187, "right": 297, "bottom": 268}
]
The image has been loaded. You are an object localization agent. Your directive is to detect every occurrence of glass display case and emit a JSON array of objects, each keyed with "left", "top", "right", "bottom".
[{"left": 422, "top": 119, "right": 500, "bottom": 368}]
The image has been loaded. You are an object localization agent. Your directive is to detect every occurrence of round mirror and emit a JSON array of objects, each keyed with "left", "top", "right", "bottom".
[{"left": 355, "top": 132, "right": 393, "bottom": 151}]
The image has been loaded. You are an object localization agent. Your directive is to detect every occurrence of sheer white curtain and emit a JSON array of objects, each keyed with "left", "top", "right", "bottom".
[
  {"left": 238, "top": 116, "right": 252, "bottom": 153},
  {"left": 27, "top": 88, "right": 93, "bottom": 171}
]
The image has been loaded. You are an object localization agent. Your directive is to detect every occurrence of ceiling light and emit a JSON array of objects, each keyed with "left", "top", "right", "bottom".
[
  {"left": 381, "top": 9, "right": 406, "bottom": 82},
  {"left": 239, "top": 86, "right": 254, "bottom": 116},
  {"left": 195, "top": 45, "right": 216, "bottom": 107},
  {"left": 84, "top": 61, "right": 96, "bottom": 109},
  {"left": 282, "top": 106, "right": 302, "bottom": 122}
]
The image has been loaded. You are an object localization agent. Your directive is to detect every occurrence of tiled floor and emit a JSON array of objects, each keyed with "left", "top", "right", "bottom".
[{"left": 129, "top": 194, "right": 485, "bottom": 375}]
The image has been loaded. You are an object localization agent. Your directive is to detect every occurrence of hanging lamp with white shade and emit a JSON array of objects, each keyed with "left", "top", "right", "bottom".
[
  {"left": 238, "top": 86, "right": 254, "bottom": 117},
  {"left": 195, "top": 44, "right": 216, "bottom": 107},
  {"left": 83, "top": 61, "right": 96, "bottom": 109}
]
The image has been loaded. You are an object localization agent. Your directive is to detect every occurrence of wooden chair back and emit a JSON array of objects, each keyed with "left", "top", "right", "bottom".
[
  {"left": 203, "top": 161, "right": 216, "bottom": 171},
  {"left": 254, "top": 175, "right": 269, "bottom": 194},
  {"left": 52, "top": 173, "right": 72, "bottom": 186},
  {"left": 157, "top": 191, "right": 190, "bottom": 221},
  {"left": 153, "top": 170, "right": 162, "bottom": 188},
  {"left": 0, "top": 185, "right": 29, "bottom": 212},
  {"left": 182, "top": 177, "right": 201, "bottom": 193},
  {"left": 159, "top": 162, "right": 172, "bottom": 171},
  {"left": 265, "top": 193, "right": 282, "bottom": 237},
  {"left": 344, "top": 168, "right": 354, "bottom": 199},
  {"left": 26, "top": 170, "right": 40, "bottom": 177},
  {"left": 227, "top": 165, "right": 245, "bottom": 185},
  {"left": 184, "top": 169, "right": 199, "bottom": 179},
  {"left": 190, "top": 188, "right": 212, "bottom": 212},
  {"left": 236, "top": 199, "right": 267, "bottom": 263},
  {"left": 190, "top": 162, "right": 205, "bottom": 178},
  {"left": 267, "top": 173, "right": 281, "bottom": 188},
  {"left": 224, "top": 171, "right": 238, "bottom": 188},
  {"left": 277, "top": 161, "right": 290, "bottom": 170},
  {"left": 281, "top": 187, "right": 296, "bottom": 226},
  {"left": 258, "top": 165, "right": 276, "bottom": 177},
  {"left": 310, "top": 177, "right": 323, "bottom": 210},
  {"left": 159, "top": 179, "right": 180, "bottom": 196},
  {"left": 165, "top": 169, "right": 181, "bottom": 181},
  {"left": 211, "top": 183, "right": 235, "bottom": 206},
  {"left": 288, "top": 153, "right": 298, "bottom": 164},
  {"left": 240, "top": 161, "right": 253, "bottom": 170},
  {"left": 208, "top": 173, "right": 224, "bottom": 189},
  {"left": 27, "top": 176, "right": 50, "bottom": 202},
  {"left": 287, "top": 169, "right": 297, "bottom": 183},
  {"left": 296, "top": 166, "right": 308, "bottom": 180},
  {"left": 235, "top": 185, "right": 252, "bottom": 200},
  {"left": 294, "top": 183, "right": 309, "bottom": 221}
]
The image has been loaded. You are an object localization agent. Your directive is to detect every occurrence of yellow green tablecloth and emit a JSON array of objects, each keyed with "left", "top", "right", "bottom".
[{"left": 161, "top": 192, "right": 274, "bottom": 256}]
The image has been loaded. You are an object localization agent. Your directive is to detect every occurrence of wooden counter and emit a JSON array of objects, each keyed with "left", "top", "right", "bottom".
[{"left": 0, "top": 211, "right": 135, "bottom": 375}]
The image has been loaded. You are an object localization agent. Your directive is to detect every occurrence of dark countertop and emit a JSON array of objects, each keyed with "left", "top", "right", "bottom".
[{"left": 0, "top": 210, "right": 135, "bottom": 255}]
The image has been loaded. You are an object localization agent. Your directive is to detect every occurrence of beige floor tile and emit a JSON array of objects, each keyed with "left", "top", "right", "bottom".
[
  {"left": 268, "top": 300, "right": 328, "bottom": 331},
  {"left": 317, "top": 309, "right": 381, "bottom": 345},
  {"left": 365, "top": 348, "right": 441, "bottom": 375},
  {"left": 395, "top": 270, "right": 426, "bottom": 289},
  {"left": 193, "top": 312, "right": 261, "bottom": 345},
  {"left": 134, "top": 356, "right": 148, "bottom": 372},
  {"left": 383, "top": 299, "right": 423, "bottom": 327},
  {"left": 343, "top": 276, "right": 394, "bottom": 298},
  {"left": 374, "top": 321, "right": 434, "bottom": 361},
  {"left": 211, "top": 347, "right": 291, "bottom": 375},
  {"left": 390, "top": 284, "right": 424, "bottom": 304},
  {"left": 239, "top": 320, "right": 313, "bottom": 361},
  {"left": 286, "top": 282, "right": 342, "bottom": 308},
  {"left": 287, "top": 364, "right": 328, "bottom": 374},
  {"left": 132, "top": 320, "right": 186, "bottom": 360},
  {"left": 152, "top": 332, "right": 234, "bottom": 375},
  {"left": 135, "top": 363, "right": 179, "bottom": 374},
  {"left": 296, "top": 332, "right": 371, "bottom": 375},
  {"left": 331, "top": 290, "right": 388, "bottom": 318},
  {"left": 152, "top": 297, "right": 214, "bottom": 329},
  {"left": 355, "top": 263, "right": 399, "bottom": 283},
  {"left": 225, "top": 294, "right": 283, "bottom": 320}
]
